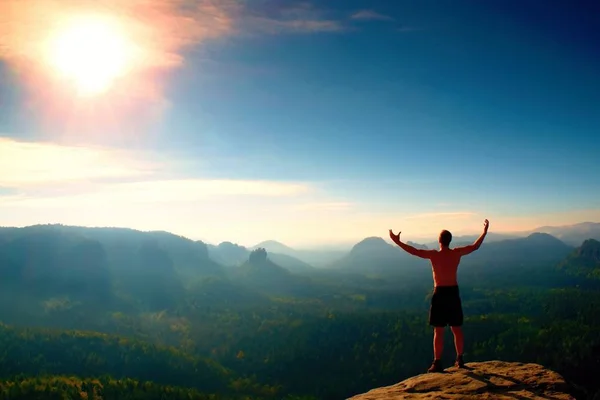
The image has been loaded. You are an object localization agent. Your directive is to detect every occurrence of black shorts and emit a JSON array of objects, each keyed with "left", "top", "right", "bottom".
[{"left": 429, "top": 285, "right": 463, "bottom": 327}]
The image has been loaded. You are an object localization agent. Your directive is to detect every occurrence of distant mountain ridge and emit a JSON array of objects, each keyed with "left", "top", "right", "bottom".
[
  {"left": 3, "top": 223, "right": 597, "bottom": 280},
  {"left": 530, "top": 222, "right": 600, "bottom": 246},
  {"left": 208, "top": 241, "right": 314, "bottom": 274},
  {"left": 328, "top": 236, "right": 428, "bottom": 277},
  {"left": 250, "top": 240, "right": 347, "bottom": 267},
  {"left": 251, "top": 240, "right": 297, "bottom": 255},
  {"left": 220, "top": 226, "right": 594, "bottom": 277},
  {"left": 461, "top": 232, "right": 574, "bottom": 268},
  {"left": 324, "top": 232, "right": 576, "bottom": 281}
]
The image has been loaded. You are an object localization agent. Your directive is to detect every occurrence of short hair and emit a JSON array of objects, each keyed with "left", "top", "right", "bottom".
[{"left": 439, "top": 230, "right": 452, "bottom": 247}]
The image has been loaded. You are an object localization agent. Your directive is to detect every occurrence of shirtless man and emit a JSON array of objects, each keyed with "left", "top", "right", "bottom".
[{"left": 388, "top": 219, "right": 489, "bottom": 373}]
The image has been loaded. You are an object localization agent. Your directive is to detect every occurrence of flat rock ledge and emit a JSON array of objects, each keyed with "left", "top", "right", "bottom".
[{"left": 348, "top": 361, "right": 575, "bottom": 400}]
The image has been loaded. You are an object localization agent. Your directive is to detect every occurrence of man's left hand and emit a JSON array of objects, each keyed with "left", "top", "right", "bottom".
[{"left": 389, "top": 229, "right": 401, "bottom": 243}]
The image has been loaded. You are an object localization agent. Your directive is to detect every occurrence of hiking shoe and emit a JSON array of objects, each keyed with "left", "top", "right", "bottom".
[
  {"left": 427, "top": 359, "right": 444, "bottom": 373},
  {"left": 455, "top": 355, "right": 465, "bottom": 368}
]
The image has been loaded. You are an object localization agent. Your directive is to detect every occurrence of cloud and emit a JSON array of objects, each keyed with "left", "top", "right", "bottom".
[
  {"left": 0, "top": 137, "right": 318, "bottom": 213},
  {"left": 404, "top": 212, "right": 476, "bottom": 220},
  {"left": 248, "top": 18, "right": 344, "bottom": 34},
  {"left": 242, "top": 2, "right": 345, "bottom": 34},
  {"left": 350, "top": 10, "right": 394, "bottom": 22},
  {"left": 0, "top": 179, "right": 310, "bottom": 209},
  {"left": 0, "top": 138, "right": 357, "bottom": 246},
  {"left": 0, "top": 138, "right": 157, "bottom": 193},
  {"left": 292, "top": 202, "right": 354, "bottom": 212},
  {"left": 0, "top": 137, "right": 157, "bottom": 187}
]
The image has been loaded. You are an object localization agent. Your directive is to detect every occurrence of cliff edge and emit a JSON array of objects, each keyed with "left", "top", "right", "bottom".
[{"left": 348, "top": 361, "right": 575, "bottom": 399}]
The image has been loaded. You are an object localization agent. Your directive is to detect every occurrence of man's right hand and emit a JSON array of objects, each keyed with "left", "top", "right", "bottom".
[{"left": 455, "top": 219, "right": 490, "bottom": 256}]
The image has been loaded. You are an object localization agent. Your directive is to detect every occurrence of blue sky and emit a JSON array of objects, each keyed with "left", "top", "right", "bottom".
[{"left": 0, "top": 0, "right": 599, "bottom": 247}]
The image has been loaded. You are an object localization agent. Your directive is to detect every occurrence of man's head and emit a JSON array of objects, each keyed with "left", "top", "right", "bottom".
[{"left": 439, "top": 230, "right": 452, "bottom": 248}]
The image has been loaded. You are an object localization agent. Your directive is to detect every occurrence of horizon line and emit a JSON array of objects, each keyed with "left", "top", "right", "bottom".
[{"left": 1, "top": 220, "right": 598, "bottom": 250}]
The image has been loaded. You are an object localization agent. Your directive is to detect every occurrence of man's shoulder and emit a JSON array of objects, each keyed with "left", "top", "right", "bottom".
[{"left": 436, "top": 248, "right": 463, "bottom": 258}]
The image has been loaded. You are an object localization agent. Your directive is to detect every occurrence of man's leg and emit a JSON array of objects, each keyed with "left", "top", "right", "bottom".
[
  {"left": 434, "top": 327, "right": 445, "bottom": 360},
  {"left": 449, "top": 290, "right": 465, "bottom": 368},
  {"left": 427, "top": 326, "right": 445, "bottom": 372},
  {"left": 450, "top": 326, "right": 464, "bottom": 356},
  {"left": 427, "top": 289, "right": 446, "bottom": 372}
]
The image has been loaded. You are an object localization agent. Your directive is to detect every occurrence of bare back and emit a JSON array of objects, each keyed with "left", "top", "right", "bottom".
[{"left": 428, "top": 248, "right": 464, "bottom": 287}]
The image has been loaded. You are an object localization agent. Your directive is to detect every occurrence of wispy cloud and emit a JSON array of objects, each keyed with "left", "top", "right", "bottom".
[
  {"left": 404, "top": 212, "right": 476, "bottom": 220},
  {"left": 0, "top": 138, "right": 156, "bottom": 187},
  {"left": 292, "top": 202, "right": 354, "bottom": 212},
  {"left": 350, "top": 10, "right": 394, "bottom": 22},
  {"left": 248, "top": 18, "right": 344, "bottom": 34},
  {"left": 243, "top": 3, "right": 345, "bottom": 34},
  {"left": 0, "top": 179, "right": 311, "bottom": 208},
  {"left": 0, "top": 138, "right": 310, "bottom": 206},
  {"left": 0, "top": 138, "right": 351, "bottom": 246}
]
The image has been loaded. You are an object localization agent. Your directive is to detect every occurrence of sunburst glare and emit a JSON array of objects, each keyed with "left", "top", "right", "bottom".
[{"left": 43, "top": 14, "right": 137, "bottom": 97}]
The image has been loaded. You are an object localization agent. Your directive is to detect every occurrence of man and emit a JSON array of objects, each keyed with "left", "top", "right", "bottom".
[{"left": 388, "top": 219, "right": 489, "bottom": 373}]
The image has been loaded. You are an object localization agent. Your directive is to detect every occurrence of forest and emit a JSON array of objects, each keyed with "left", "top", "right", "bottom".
[{"left": 0, "top": 224, "right": 598, "bottom": 399}]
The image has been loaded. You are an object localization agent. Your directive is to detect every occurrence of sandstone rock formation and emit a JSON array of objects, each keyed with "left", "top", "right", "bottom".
[{"left": 348, "top": 361, "right": 575, "bottom": 399}]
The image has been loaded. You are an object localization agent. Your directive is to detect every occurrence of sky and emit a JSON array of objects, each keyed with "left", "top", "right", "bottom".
[{"left": 0, "top": 0, "right": 599, "bottom": 248}]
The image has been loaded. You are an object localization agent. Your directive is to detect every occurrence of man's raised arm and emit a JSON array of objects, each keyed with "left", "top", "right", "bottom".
[
  {"left": 389, "top": 229, "right": 435, "bottom": 259},
  {"left": 455, "top": 219, "right": 490, "bottom": 256}
]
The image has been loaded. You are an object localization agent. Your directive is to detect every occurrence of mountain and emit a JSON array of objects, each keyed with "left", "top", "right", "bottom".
[
  {"left": 251, "top": 240, "right": 297, "bottom": 255},
  {"left": 208, "top": 241, "right": 248, "bottom": 266},
  {"left": 0, "top": 224, "right": 228, "bottom": 315},
  {"left": 407, "top": 241, "right": 429, "bottom": 250},
  {"left": 0, "top": 224, "right": 225, "bottom": 278},
  {"left": 236, "top": 248, "right": 292, "bottom": 280},
  {"left": 451, "top": 233, "right": 576, "bottom": 287},
  {"left": 251, "top": 240, "right": 348, "bottom": 267},
  {"left": 417, "top": 222, "right": 600, "bottom": 249},
  {"left": 208, "top": 241, "right": 315, "bottom": 273},
  {"left": 330, "top": 237, "right": 428, "bottom": 277},
  {"left": 577, "top": 239, "right": 600, "bottom": 262},
  {"left": 557, "top": 239, "right": 600, "bottom": 280},
  {"left": 348, "top": 361, "right": 574, "bottom": 400},
  {"left": 531, "top": 221, "right": 600, "bottom": 246},
  {"left": 462, "top": 233, "right": 574, "bottom": 267},
  {"left": 230, "top": 248, "right": 312, "bottom": 295},
  {"left": 268, "top": 252, "right": 315, "bottom": 274},
  {"left": 328, "top": 233, "right": 574, "bottom": 285}
]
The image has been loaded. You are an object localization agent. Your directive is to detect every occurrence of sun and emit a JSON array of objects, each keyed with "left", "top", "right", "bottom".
[{"left": 44, "top": 14, "right": 135, "bottom": 96}]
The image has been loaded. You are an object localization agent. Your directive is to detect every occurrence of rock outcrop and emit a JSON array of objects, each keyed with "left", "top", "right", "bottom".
[{"left": 348, "top": 361, "right": 575, "bottom": 399}]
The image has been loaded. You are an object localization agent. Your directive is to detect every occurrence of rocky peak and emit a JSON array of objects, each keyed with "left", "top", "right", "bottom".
[{"left": 348, "top": 361, "right": 574, "bottom": 399}]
